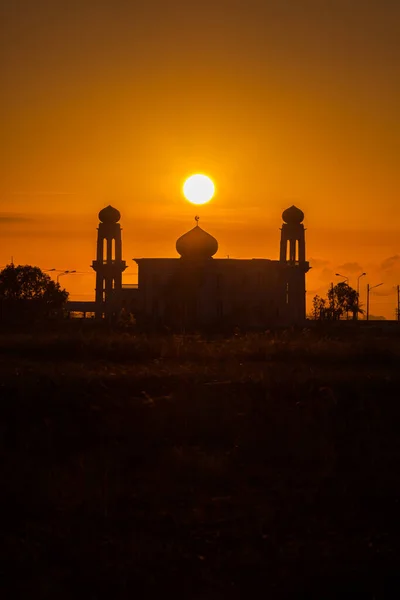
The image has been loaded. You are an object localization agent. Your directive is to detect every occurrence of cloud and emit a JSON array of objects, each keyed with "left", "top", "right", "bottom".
[
  {"left": 309, "top": 257, "right": 330, "bottom": 268},
  {"left": 10, "top": 192, "right": 78, "bottom": 197},
  {"left": 337, "top": 262, "right": 364, "bottom": 273},
  {"left": 371, "top": 287, "right": 395, "bottom": 297},
  {"left": 0, "top": 214, "right": 34, "bottom": 223},
  {"left": 368, "top": 315, "right": 387, "bottom": 321},
  {"left": 319, "top": 267, "right": 334, "bottom": 281},
  {"left": 381, "top": 255, "right": 400, "bottom": 271},
  {"left": 307, "top": 285, "right": 329, "bottom": 296}
]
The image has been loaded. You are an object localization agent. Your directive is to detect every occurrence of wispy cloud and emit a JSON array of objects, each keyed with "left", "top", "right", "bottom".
[
  {"left": 0, "top": 214, "right": 34, "bottom": 223},
  {"left": 337, "top": 262, "right": 364, "bottom": 273},
  {"left": 381, "top": 255, "right": 400, "bottom": 271},
  {"left": 319, "top": 267, "right": 334, "bottom": 281},
  {"left": 309, "top": 257, "right": 330, "bottom": 268},
  {"left": 10, "top": 192, "right": 78, "bottom": 197},
  {"left": 372, "top": 287, "right": 396, "bottom": 297},
  {"left": 307, "top": 285, "right": 329, "bottom": 296}
]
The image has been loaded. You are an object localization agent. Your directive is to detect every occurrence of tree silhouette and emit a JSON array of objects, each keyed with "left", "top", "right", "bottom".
[
  {"left": 311, "top": 295, "right": 326, "bottom": 320},
  {"left": 310, "top": 283, "right": 364, "bottom": 321},
  {"left": 0, "top": 264, "right": 68, "bottom": 323},
  {"left": 328, "top": 282, "right": 362, "bottom": 320}
]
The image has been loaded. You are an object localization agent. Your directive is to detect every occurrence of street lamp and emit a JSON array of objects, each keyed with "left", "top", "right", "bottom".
[
  {"left": 335, "top": 273, "right": 349, "bottom": 284},
  {"left": 357, "top": 272, "right": 366, "bottom": 295},
  {"left": 356, "top": 272, "right": 366, "bottom": 320},
  {"left": 57, "top": 270, "right": 77, "bottom": 284},
  {"left": 366, "top": 282, "right": 383, "bottom": 321}
]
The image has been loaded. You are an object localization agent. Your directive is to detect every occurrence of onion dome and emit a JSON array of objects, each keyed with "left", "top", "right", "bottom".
[
  {"left": 282, "top": 205, "right": 304, "bottom": 224},
  {"left": 98, "top": 205, "right": 121, "bottom": 224},
  {"left": 176, "top": 224, "right": 218, "bottom": 259}
]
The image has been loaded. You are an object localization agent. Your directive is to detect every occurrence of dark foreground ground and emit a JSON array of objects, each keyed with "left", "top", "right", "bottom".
[{"left": 1, "top": 325, "right": 400, "bottom": 599}]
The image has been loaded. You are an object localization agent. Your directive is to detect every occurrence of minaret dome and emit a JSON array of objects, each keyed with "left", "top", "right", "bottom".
[
  {"left": 98, "top": 205, "right": 121, "bottom": 224},
  {"left": 282, "top": 205, "right": 304, "bottom": 225}
]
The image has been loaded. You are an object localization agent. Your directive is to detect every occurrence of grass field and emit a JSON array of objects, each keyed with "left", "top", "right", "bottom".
[{"left": 1, "top": 325, "right": 400, "bottom": 598}]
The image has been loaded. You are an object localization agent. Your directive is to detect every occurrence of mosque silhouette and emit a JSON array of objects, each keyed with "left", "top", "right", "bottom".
[{"left": 68, "top": 205, "right": 310, "bottom": 330}]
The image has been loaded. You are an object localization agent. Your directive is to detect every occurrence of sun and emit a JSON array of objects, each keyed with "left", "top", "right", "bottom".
[{"left": 183, "top": 174, "right": 215, "bottom": 205}]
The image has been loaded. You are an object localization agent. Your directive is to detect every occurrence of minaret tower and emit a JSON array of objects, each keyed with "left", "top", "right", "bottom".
[
  {"left": 92, "top": 205, "right": 126, "bottom": 317},
  {"left": 279, "top": 205, "right": 309, "bottom": 322},
  {"left": 280, "top": 205, "right": 306, "bottom": 263}
]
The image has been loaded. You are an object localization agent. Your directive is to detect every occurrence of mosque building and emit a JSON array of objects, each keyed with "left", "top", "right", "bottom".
[{"left": 68, "top": 205, "right": 310, "bottom": 330}]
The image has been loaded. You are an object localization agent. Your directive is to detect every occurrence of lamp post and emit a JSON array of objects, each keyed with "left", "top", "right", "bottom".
[
  {"left": 366, "top": 282, "right": 383, "bottom": 321},
  {"left": 335, "top": 273, "right": 349, "bottom": 284},
  {"left": 57, "top": 270, "right": 77, "bottom": 284},
  {"left": 356, "top": 272, "right": 366, "bottom": 320}
]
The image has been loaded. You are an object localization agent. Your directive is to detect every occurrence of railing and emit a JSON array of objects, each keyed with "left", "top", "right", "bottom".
[
  {"left": 122, "top": 284, "right": 139, "bottom": 289},
  {"left": 92, "top": 260, "right": 127, "bottom": 267},
  {"left": 284, "top": 260, "right": 310, "bottom": 267}
]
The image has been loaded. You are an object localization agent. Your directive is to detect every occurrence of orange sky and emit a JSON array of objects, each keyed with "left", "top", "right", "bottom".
[{"left": 1, "top": 0, "right": 399, "bottom": 317}]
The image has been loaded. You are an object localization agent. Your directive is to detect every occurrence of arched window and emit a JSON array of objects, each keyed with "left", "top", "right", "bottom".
[{"left": 103, "top": 238, "right": 107, "bottom": 262}]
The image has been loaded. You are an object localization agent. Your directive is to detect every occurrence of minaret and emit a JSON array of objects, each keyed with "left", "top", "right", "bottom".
[
  {"left": 91, "top": 205, "right": 126, "bottom": 317},
  {"left": 279, "top": 205, "right": 309, "bottom": 322},
  {"left": 280, "top": 205, "right": 306, "bottom": 263}
]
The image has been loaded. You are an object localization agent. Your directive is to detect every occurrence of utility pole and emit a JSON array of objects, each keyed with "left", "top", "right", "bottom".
[
  {"left": 397, "top": 285, "right": 400, "bottom": 322},
  {"left": 357, "top": 272, "right": 366, "bottom": 320},
  {"left": 366, "top": 282, "right": 383, "bottom": 321}
]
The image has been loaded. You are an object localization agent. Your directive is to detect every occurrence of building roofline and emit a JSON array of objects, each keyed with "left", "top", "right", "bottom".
[{"left": 133, "top": 257, "right": 278, "bottom": 262}]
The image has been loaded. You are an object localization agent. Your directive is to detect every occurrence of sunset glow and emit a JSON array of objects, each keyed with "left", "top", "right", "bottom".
[
  {"left": 1, "top": 1, "right": 399, "bottom": 318},
  {"left": 183, "top": 174, "right": 215, "bottom": 205}
]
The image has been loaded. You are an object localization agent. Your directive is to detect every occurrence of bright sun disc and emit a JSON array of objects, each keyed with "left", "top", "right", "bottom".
[{"left": 183, "top": 174, "right": 215, "bottom": 205}]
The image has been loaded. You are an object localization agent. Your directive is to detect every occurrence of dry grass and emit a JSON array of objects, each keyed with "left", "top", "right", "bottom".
[{"left": 1, "top": 326, "right": 400, "bottom": 598}]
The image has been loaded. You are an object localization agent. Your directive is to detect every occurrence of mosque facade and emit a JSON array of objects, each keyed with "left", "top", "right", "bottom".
[{"left": 70, "top": 205, "right": 310, "bottom": 330}]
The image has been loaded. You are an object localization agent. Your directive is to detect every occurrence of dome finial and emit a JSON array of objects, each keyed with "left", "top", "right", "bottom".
[{"left": 195, "top": 215, "right": 200, "bottom": 226}]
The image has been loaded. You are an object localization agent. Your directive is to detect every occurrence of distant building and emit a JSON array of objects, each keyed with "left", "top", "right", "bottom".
[{"left": 68, "top": 205, "right": 310, "bottom": 330}]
